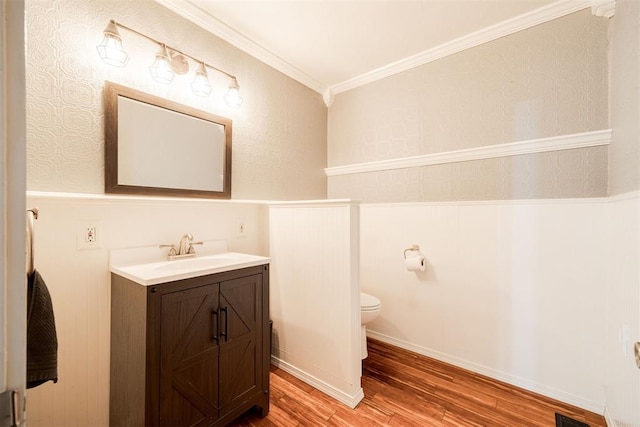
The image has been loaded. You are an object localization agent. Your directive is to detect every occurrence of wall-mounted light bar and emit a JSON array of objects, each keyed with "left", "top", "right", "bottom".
[{"left": 96, "top": 20, "right": 243, "bottom": 108}]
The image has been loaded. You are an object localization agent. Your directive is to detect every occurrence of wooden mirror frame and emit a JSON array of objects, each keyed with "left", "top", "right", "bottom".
[{"left": 104, "top": 81, "right": 232, "bottom": 198}]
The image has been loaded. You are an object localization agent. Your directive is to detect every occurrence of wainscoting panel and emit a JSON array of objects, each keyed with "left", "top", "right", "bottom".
[
  {"left": 24, "top": 192, "right": 267, "bottom": 427},
  {"left": 268, "top": 200, "right": 363, "bottom": 407},
  {"left": 605, "top": 192, "right": 640, "bottom": 427},
  {"left": 360, "top": 198, "right": 608, "bottom": 413}
]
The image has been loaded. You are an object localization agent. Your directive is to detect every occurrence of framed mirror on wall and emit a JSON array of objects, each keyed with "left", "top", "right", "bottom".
[{"left": 104, "top": 81, "right": 232, "bottom": 198}]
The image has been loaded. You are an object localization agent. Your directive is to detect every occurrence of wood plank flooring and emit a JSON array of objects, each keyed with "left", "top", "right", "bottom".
[{"left": 232, "top": 338, "right": 606, "bottom": 426}]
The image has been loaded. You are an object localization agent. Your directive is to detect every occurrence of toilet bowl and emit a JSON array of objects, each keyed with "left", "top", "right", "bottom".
[{"left": 360, "top": 292, "right": 381, "bottom": 359}]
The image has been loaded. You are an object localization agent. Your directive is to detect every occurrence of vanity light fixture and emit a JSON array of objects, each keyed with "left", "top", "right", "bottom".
[
  {"left": 97, "top": 19, "right": 243, "bottom": 107},
  {"left": 191, "top": 62, "right": 213, "bottom": 97},
  {"left": 96, "top": 20, "right": 128, "bottom": 67},
  {"left": 148, "top": 44, "right": 175, "bottom": 84},
  {"left": 225, "top": 77, "right": 244, "bottom": 108}
]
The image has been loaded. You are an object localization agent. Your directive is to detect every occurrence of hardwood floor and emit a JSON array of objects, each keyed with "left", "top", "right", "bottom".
[{"left": 232, "top": 338, "right": 606, "bottom": 426}]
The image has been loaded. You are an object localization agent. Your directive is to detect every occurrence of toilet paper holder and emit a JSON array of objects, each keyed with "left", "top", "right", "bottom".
[{"left": 403, "top": 244, "right": 420, "bottom": 259}]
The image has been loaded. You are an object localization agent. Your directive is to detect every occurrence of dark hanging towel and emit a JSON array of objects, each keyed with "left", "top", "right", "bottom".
[{"left": 26, "top": 270, "right": 58, "bottom": 389}]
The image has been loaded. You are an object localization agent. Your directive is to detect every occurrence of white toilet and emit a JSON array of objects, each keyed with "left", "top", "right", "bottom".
[{"left": 360, "top": 292, "right": 382, "bottom": 359}]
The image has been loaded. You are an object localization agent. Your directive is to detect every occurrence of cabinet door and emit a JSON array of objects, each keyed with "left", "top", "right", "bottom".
[
  {"left": 218, "top": 274, "right": 263, "bottom": 415},
  {"left": 159, "top": 283, "right": 220, "bottom": 427}
]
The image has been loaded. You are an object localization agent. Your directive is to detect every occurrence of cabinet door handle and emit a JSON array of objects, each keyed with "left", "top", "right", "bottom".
[
  {"left": 212, "top": 309, "right": 219, "bottom": 343},
  {"left": 12, "top": 390, "right": 21, "bottom": 427},
  {"left": 220, "top": 306, "right": 228, "bottom": 340}
]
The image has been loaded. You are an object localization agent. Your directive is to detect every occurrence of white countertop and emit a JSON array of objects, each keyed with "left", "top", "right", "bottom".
[{"left": 109, "top": 241, "right": 270, "bottom": 286}]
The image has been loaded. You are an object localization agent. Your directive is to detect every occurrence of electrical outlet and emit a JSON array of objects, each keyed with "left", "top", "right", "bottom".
[
  {"left": 86, "top": 226, "right": 96, "bottom": 243},
  {"left": 77, "top": 221, "right": 102, "bottom": 250},
  {"left": 236, "top": 219, "right": 247, "bottom": 238}
]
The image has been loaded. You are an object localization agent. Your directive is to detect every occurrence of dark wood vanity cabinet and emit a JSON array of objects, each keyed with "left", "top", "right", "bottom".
[{"left": 110, "top": 264, "right": 270, "bottom": 427}]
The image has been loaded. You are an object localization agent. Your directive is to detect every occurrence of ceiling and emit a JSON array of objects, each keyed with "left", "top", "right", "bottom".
[{"left": 156, "top": 0, "right": 582, "bottom": 96}]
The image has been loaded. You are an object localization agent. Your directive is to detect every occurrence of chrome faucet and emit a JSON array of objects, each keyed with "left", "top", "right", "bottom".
[
  {"left": 160, "top": 233, "right": 203, "bottom": 259},
  {"left": 178, "top": 233, "right": 193, "bottom": 255}
]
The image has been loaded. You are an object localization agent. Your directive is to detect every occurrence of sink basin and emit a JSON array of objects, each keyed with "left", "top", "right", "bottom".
[
  {"left": 109, "top": 250, "right": 270, "bottom": 286},
  {"left": 154, "top": 257, "right": 234, "bottom": 271}
]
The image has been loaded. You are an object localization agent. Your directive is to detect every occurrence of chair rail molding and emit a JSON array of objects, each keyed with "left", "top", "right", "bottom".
[{"left": 325, "top": 129, "right": 612, "bottom": 177}]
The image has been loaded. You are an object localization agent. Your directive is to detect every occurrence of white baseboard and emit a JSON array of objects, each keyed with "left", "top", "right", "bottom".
[
  {"left": 366, "top": 330, "right": 605, "bottom": 415},
  {"left": 604, "top": 406, "right": 617, "bottom": 427},
  {"left": 270, "top": 355, "right": 365, "bottom": 409}
]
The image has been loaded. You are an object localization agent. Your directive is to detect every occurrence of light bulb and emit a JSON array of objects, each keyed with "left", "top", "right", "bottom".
[
  {"left": 191, "top": 62, "right": 212, "bottom": 97},
  {"left": 225, "top": 77, "right": 243, "bottom": 108},
  {"left": 148, "top": 45, "right": 174, "bottom": 84}
]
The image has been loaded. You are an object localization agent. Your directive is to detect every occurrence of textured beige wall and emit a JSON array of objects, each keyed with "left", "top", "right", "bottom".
[
  {"left": 609, "top": 0, "right": 640, "bottom": 196},
  {"left": 25, "top": 0, "right": 327, "bottom": 200},
  {"left": 328, "top": 10, "right": 609, "bottom": 202},
  {"left": 329, "top": 147, "right": 608, "bottom": 202}
]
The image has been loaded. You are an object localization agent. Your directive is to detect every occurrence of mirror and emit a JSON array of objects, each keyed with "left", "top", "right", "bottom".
[{"left": 104, "top": 81, "right": 232, "bottom": 198}]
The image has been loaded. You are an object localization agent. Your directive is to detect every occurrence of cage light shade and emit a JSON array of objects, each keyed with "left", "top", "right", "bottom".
[
  {"left": 191, "top": 62, "right": 212, "bottom": 97},
  {"left": 96, "top": 21, "right": 128, "bottom": 67},
  {"left": 149, "top": 45, "right": 174, "bottom": 84},
  {"left": 225, "top": 77, "right": 243, "bottom": 108}
]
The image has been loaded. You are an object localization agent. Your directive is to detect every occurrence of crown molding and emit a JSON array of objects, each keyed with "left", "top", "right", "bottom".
[
  {"left": 325, "top": 129, "right": 612, "bottom": 177},
  {"left": 153, "top": 0, "right": 328, "bottom": 95},
  {"left": 322, "top": 88, "right": 335, "bottom": 107},
  {"left": 156, "top": 0, "right": 612, "bottom": 101},
  {"left": 329, "top": 0, "right": 594, "bottom": 94},
  {"left": 591, "top": 0, "right": 616, "bottom": 18}
]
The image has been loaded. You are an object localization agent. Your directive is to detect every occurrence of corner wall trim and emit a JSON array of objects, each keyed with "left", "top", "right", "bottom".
[
  {"left": 270, "top": 356, "right": 365, "bottom": 409},
  {"left": 603, "top": 407, "right": 618, "bottom": 427},
  {"left": 325, "top": 129, "right": 612, "bottom": 177},
  {"left": 591, "top": 0, "right": 616, "bottom": 18}
]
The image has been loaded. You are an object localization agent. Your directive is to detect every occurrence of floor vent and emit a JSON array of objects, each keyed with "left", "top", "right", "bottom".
[{"left": 555, "top": 413, "right": 590, "bottom": 427}]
